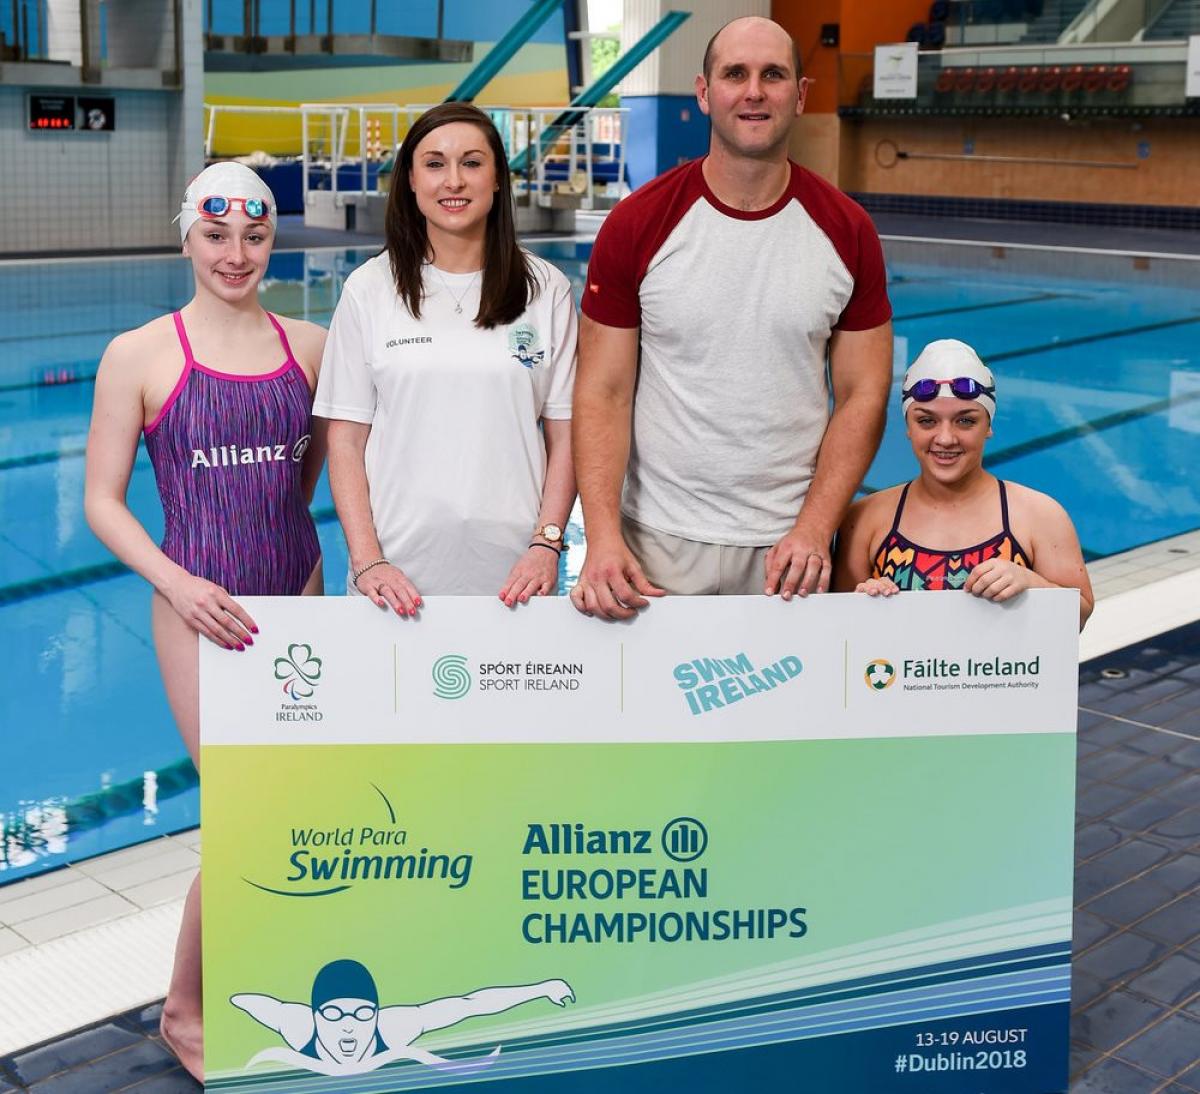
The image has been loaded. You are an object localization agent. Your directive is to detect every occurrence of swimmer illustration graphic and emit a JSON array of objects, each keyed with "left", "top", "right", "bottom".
[
  {"left": 508, "top": 323, "right": 545, "bottom": 369},
  {"left": 231, "top": 959, "right": 575, "bottom": 1076}
]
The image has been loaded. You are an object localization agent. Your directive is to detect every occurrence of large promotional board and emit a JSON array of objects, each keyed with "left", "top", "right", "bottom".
[{"left": 201, "top": 592, "right": 1078, "bottom": 1093}]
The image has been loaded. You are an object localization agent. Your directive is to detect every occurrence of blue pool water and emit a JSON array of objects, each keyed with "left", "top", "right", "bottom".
[{"left": 1, "top": 243, "right": 1197, "bottom": 884}]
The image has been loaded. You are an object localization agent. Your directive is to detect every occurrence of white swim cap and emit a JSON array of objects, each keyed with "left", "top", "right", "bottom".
[
  {"left": 902, "top": 339, "right": 996, "bottom": 420},
  {"left": 177, "top": 161, "right": 277, "bottom": 242}
]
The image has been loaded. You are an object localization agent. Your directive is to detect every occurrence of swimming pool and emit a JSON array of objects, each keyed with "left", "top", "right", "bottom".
[{"left": 1, "top": 242, "right": 1197, "bottom": 883}]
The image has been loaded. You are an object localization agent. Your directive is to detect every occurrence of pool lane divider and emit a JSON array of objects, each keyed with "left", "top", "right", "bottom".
[
  {"left": 892, "top": 291, "right": 1068, "bottom": 322},
  {"left": 0, "top": 758, "right": 199, "bottom": 874},
  {"left": 0, "top": 508, "right": 339, "bottom": 605},
  {"left": 988, "top": 312, "right": 1200, "bottom": 363},
  {"left": 0, "top": 372, "right": 97, "bottom": 394},
  {"left": 982, "top": 382, "right": 1200, "bottom": 468}
]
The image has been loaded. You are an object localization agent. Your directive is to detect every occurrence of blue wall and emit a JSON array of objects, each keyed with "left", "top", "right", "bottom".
[
  {"left": 623, "top": 94, "right": 709, "bottom": 190},
  {"left": 207, "top": 0, "right": 566, "bottom": 45}
]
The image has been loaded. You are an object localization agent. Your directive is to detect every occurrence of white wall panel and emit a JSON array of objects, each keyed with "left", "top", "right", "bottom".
[
  {"left": 1, "top": 0, "right": 204, "bottom": 254},
  {"left": 0, "top": 88, "right": 175, "bottom": 252},
  {"left": 620, "top": 0, "right": 772, "bottom": 98}
]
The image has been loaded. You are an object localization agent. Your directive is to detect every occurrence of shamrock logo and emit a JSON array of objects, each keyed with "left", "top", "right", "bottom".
[{"left": 274, "top": 643, "right": 323, "bottom": 701}]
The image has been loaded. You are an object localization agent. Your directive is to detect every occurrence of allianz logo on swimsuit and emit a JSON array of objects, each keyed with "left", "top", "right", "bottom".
[{"left": 190, "top": 434, "right": 310, "bottom": 470}]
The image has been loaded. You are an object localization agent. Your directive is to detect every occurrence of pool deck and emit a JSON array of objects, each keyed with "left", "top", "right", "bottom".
[{"left": 0, "top": 530, "right": 1197, "bottom": 1092}]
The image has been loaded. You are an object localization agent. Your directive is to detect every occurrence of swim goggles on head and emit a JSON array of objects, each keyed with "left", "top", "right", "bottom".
[
  {"left": 901, "top": 376, "right": 996, "bottom": 403},
  {"left": 191, "top": 195, "right": 271, "bottom": 220},
  {"left": 317, "top": 1003, "right": 377, "bottom": 1021}
]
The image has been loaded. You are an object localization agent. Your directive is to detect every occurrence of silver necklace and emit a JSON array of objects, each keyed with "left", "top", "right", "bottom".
[{"left": 431, "top": 266, "right": 480, "bottom": 315}]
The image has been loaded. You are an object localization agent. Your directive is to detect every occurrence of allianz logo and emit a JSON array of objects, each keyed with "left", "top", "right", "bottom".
[{"left": 191, "top": 434, "right": 310, "bottom": 469}]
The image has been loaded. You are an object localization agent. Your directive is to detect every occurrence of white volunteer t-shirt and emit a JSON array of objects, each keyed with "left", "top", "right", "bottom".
[{"left": 314, "top": 252, "right": 577, "bottom": 594}]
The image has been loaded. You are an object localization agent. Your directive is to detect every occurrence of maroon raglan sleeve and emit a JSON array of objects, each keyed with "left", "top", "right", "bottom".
[
  {"left": 581, "top": 202, "right": 642, "bottom": 329},
  {"left": 835, "top": 210, "right": 892, "bottom": 331}
]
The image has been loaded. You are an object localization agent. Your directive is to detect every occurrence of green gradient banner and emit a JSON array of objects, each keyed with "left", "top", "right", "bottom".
[{"left": 202, "top": 594, "right": 1078, "bottom": 1092}]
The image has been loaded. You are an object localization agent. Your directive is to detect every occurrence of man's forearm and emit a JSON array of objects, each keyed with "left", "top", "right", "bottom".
[
  {"left": 795, "top": 393, "right": 887, "bottom": 541},
  {"left": 573, "top": 389, "right": 631, "bottom": 545}
]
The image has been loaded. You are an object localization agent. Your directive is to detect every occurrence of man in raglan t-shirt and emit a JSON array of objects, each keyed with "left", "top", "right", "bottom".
[{"left": 570, "top": 15, "right": 893, "bottom": 620}]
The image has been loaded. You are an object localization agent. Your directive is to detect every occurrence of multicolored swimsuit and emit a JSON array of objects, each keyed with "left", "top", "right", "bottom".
[
  {"left": 143, "top": 312, "right": 321, "bottom": 596},
  {"left": 871, "top": 480, "right": 1031, "bottom": 591}
]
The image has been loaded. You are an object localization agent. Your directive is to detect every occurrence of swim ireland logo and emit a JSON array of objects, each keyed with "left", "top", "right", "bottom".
[
  {"left": 432, "top": 655, "right": 471, "bottom": 700},
  {"left": 864, "top": 659, "right": 896, "bottom": 691},
  {"left": 508, "top": 324, "right": 545, "bottom": 369},
  {"left": 673, "top": 652, "right": 802, "bottom": 716},
  {"left": 275, "top": 643, "right": 323, "bottom": 702}
]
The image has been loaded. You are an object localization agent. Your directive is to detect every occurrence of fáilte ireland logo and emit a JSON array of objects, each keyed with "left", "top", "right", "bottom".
[
  {"left": 508, "top": 324, "right": 545, "bottom": 369},
  {"left": 275, "top": 643, "right": 323, "bottom": 702},
  {"left": 864, "top": 659, "right": 896, "bottom": 691},
  {"left": 432, "top": 654, "right": 471, "bottom": 700}
]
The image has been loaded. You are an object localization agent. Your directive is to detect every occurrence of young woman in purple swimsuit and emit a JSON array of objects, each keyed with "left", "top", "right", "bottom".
[
  {"left": 834, "top": 339, "right": 1093, "bottom": 629},
  {"left": 84, "top": 162, "right": 328, "bottom": 1080}
]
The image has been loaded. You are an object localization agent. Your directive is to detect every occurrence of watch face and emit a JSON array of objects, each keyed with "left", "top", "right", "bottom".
[{"left": 542, "top": 524, "right": 563, "bottom": 542}]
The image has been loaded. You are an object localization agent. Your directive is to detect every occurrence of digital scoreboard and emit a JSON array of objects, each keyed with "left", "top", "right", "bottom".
[
  {"left": 28, "top": 95, "right": 75, "bottom": 130},
  {"left": 27, "top": 95, "right": 116, "bottom": 132}
]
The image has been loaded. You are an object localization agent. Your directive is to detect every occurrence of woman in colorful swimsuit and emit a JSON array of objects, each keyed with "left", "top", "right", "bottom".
[
  {"left": 84, "top": 162, "right": 328, "bottom": 1080},
  {"left": 833, "top": 339, "right": 1093, "bottom": 628}
]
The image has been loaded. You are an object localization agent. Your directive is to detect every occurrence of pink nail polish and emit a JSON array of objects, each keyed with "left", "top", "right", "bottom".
[
  {"left": 251, "top": 625, "right": 259, "bottom": 634},
  {"left": 244, "top": 636, "right": 254, "bottom": 646},
  {"left": 237, "top": 644, "right": 245, "bottom": 652}
]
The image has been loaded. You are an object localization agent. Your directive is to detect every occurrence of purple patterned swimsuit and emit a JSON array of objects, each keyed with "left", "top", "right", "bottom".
[{"left": 144, "top": 312, "right": 320, "bottom": 596}]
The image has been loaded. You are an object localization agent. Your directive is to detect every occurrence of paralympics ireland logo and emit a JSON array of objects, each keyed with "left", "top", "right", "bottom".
[
  {"left": 275, "top": 643, "right": 323, "bottom": 702},
  {"left": 864, "top": 659, "right": 896, "bottom": 691},
  {"left": 432, "top": 655, "right": 471, "bottom": 700}
]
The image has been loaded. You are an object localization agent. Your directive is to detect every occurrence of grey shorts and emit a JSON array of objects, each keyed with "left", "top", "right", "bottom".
[{"left": 622, "top": 516, "right": 772, "bottom": 596}]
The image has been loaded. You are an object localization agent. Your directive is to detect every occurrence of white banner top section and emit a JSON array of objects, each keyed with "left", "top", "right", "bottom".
[{"left": 201, "top": 591, "right": 1079, "bottom": 746}]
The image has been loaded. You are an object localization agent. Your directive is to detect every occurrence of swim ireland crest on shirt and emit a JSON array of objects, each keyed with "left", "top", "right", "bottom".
[{"left": 508, "top": 324, "right": 545, "bottom": 369}]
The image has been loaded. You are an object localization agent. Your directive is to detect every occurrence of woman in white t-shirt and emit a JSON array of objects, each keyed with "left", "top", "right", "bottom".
[{"left": 315, "top": 103, "right": 578, "bottom": 609}]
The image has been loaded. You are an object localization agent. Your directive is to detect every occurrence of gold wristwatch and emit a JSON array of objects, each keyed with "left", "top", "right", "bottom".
[{"left": 533, "top": 522, "right": 564, "bottom": 545}]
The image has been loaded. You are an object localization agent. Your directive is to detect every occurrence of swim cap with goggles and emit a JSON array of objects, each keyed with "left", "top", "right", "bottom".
[
  {"left": 901, "top": 339, "right": 996, "bottom": 420},
  {"left": 177, "top": 161, "right": 277, "bottom": 243}
]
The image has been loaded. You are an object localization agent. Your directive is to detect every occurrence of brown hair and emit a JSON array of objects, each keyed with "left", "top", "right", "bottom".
[{"left": 385, "top": 102, "right": 538, "bottom": 329}]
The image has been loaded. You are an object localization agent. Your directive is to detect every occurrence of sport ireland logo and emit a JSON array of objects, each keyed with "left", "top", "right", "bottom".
[
  {"left": 432, "top": 655, "right": 472, "bottom": 700},
  {"left": 864, "top": 659, "right": 896, "bottom": 691},
  {"left": 508, "top": 324, "right": 545, "bottom": 369},
  {"left": 275, "top": 643, "right": 323, "bottom": 701}
]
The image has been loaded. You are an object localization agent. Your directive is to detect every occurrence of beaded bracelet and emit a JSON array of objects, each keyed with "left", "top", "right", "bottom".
[{"left": 352, "top": 557, "right": 389, "bottom": 583}]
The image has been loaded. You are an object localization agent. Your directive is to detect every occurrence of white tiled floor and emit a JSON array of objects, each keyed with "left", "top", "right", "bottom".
[
  {"left": 0, "top": 533, "right": 1196, "bottom": 1054},
  {"left": 1081, "top": 530, "right": 1200, "bottom": 662},
  {"left": 0, "top": 832, "right": 198, "bottom": 1054}
]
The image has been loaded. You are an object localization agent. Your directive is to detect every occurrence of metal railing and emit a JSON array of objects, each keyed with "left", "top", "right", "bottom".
[{"left": 297, "top": 102, "right": 629, "bottom": 212}]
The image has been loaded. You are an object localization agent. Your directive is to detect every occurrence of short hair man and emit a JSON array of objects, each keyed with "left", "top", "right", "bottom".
[{"left": 571, "top": 16, "right": 893, "bottom": 620}]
